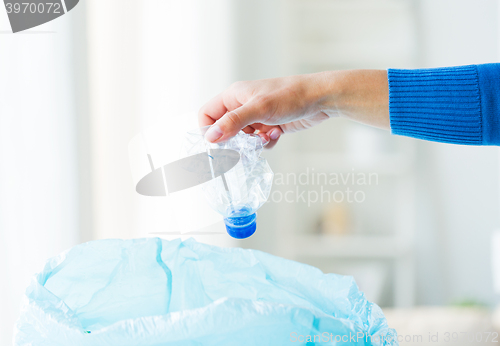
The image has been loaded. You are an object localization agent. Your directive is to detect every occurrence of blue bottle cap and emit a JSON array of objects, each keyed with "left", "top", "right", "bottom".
[{"left": 224, "top": 213, "right": 257, "bottom": 239}]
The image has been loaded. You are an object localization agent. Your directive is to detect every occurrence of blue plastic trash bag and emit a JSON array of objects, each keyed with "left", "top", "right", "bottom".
[{"left": 14, "top": 238, "right": 397, "bottom": 345}]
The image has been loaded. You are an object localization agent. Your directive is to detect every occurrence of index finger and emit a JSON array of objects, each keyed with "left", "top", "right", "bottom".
[{"left": 198, "top": 93, "right": 227, "bottom": 127}]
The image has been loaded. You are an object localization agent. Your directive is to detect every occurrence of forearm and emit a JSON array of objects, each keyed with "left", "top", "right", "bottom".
[
  {"left": 316, "top": 70, "right": 390, "bottom": 130},
  {"left": 200, "top": 64, "right": 500, "bottom": 146}
]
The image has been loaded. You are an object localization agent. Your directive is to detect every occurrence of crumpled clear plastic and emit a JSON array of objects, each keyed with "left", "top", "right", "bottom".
[
  {"left": 182, "top": 127, "right": 273, "bottom": 218},
  {"left": 14, "top": 237, "right": 398, "bottom": 345}
]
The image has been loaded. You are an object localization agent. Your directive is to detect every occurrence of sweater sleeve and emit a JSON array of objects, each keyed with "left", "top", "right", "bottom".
[{"left": 388, "top": 64, "right": 500, "bottom": 145}]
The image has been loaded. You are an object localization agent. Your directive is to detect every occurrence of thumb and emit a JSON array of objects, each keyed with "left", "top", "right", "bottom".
[{"left": 204, "top": 102, "right": 265, "bottom": 143}]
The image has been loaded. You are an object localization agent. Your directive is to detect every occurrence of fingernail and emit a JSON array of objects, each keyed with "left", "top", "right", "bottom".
[
  {"left": 259, "top": 133, "right": 270, "bottom": 145},
  {"left": 269, "top": 129, "right": 280, "bottom": 140},
  {"left": 205, "top": 124, "right": 223, "bottom": 142}
]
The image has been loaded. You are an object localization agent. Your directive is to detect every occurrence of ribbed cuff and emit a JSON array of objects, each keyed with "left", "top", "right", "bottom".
[
  {"left": 476, "top": 64, "right": 500, "bottom": 145},
  {"left": 388, "top": 65, "right": 482, "bottom": 145}
]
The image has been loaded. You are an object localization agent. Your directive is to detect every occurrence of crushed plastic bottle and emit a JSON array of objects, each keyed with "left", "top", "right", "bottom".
[{"left": 182, "top": 127, "right": 273, "bottom": 238}]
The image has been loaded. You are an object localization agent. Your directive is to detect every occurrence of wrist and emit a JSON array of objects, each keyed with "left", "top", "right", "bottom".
[
  {"left": 311, "top": 71, "right": 346, "bottom": 117},
  {"left": 313, "top": 70, "right": 390, "bottom": 129}
]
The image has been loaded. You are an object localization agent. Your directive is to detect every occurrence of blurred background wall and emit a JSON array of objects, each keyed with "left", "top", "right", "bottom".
[
  {"left": 0, "top": 5, "right": 81, "bottom": 344},
  {"left": 1, "top": 0, "right": 500, "bottom": 344}
]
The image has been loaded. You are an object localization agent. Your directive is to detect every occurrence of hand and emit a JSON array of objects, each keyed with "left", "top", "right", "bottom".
[{"left": 198, "top": 70, "right": 389, "bottom": 148}]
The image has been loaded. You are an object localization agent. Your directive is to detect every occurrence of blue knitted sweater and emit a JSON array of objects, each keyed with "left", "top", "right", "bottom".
[{"left": 388, "top": 64, "right": 500, "bottom": 145}]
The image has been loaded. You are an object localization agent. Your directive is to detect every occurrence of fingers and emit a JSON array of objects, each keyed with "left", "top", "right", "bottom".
[
  {"left": 198, "top": 87, "right": 245, "bottom": 128},
  {"left": 204, "top": 101, "right": 266, "bottom": 143},
  {"left": 256, "top": 132, "right": 280, "bottom": 149},
  {"left": 264, "top": 137, "right": 280, "bottom": 149},
  {"left": 242, "top": 125, "right": 256, "bottom": 134},
  {"left": 257, "top": 132, "right": 270, "bottom": 144},
  {"left": 246, "top": 124, "right": 283, "bottom": 149},
  {"left": 268, "top": 128, "right": 281, "bottom": 141},
  {"left": 199, "top": 91, "right": 257, "bottom": 142},
  {"left": 198, "top": 86, "right": 283, "bottom": 146},
  {"left": 198, "top": 93, "right": 228, "bottom": 127},
  {"left": 279, "top": 113, "right": 330, "bottom": 133},
  {"left": 264, "top": 126, "right": 282, "bottom": 149},
  {"left": 255, "top": 124, "right": 283, "bottom": 142},
  {"left": 254, "top": 125, "right": 282, "bottom": 149}
]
